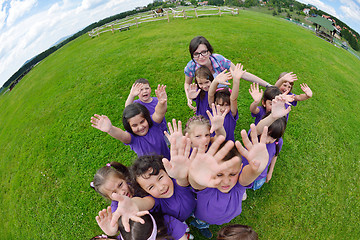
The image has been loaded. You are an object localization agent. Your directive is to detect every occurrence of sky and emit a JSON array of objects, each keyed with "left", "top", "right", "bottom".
[
  {"left": 1, "top": 0, "right": 360, "bottom": 87},
  {"left": 0, "top": 0, "right": 153, "bottom": 86}
]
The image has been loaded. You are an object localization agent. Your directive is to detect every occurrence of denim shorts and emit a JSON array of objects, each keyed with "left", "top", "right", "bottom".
[{"left": 251, "top": 177, "right": 266, "bottom": 190}]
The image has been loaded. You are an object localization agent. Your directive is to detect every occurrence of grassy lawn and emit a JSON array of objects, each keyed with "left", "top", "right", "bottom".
[{"left": 0, "top": 9, "right": 359, "bottom": 239}]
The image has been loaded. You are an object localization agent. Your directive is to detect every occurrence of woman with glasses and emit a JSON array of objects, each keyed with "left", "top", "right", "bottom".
[{"left": 184, "top": 36, "right": 272, "bottom": 111}]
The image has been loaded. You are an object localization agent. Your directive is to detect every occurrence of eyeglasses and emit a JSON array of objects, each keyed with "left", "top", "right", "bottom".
[{"left": 193, "top": 50, "right": 209, "bottom": 58}]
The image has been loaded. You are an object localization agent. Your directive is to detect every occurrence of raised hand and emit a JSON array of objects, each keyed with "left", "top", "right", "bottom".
[
  {"left": 187, "top": 98, "right": 197, "bottom": 111},
  {"left": 249, "top": 83, "right": 263, "bottom": 103},
  {"left": 207, "top": 103, "right": 228, "bottom": 134},
  {"left": 164, "top": 119, "right": 184, "bottom": 150},
  {"left": 189, "top": 136, "right": 240, "bottom": 189},
  {"left": 188, "top": 83, "right": 201, "bottom": 99},
  {"left": 236, "top": 124, "right": 269, "bottom": 175},
  {"left": 91, "top": 114, "right": 113, "bottom": 133},
  {"left": 280, "top": 72, "right": 298, "bottom": 83},
  {"left": 162, "top": 135, "right": 191, "bottom": 185},
  {"left": 281, "top": 90, "right": 295, "bottom": 105},
  {"left": 271, "top": 95, "right": 291, "bottom": 119},
  {"left": 110, "top": 193, "right": 149, "bottom": 232},
  {"left": 96, "top": 206, "right": 118, "bottom": 236},
  {"left": 230, "top": 63, "right": 246, "bottom": 81},
  {"left": 155, "top": 84, "right": 167, "bottom": 104},
  {"left": 214, "top": 69, "right": 232, "bottom": 86},
  {"left": 300, "top": 83, "right": 313, "bottom": 98},
  {"left": 129, "top": 83, "right": 143, "bottom": 97}
]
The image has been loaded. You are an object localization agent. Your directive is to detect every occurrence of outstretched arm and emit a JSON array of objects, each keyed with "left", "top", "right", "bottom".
[
  {"left": 236, "top": 124, "right": 269, "bottom": 186},
  {"left": 274, "top": 72, "right": 298, "bottom": 88},
  {"left": 249, "top": 83, "right": 263, "bottom": 114},
  {"left": 208, "top": 70, "right": 232, "bottom": 105},
  {"left": 230, "top": 63, "right": 246, "bottom": 117},
  {"left": 188, "top": 136, "right": 240, "bottom": 190},
  {"left": 241, "top": 71, "right": 271, "bottom": 87},
  {"left": 90, "top": 114, "right": 131, "bottom": 144},
  {"left": 125, "top": 83, "right": 143, "bottom": 107},
  {"left": 153, "top": 85, "right": 167, "bottom": 124},
  {"left": 294, "top": 83, "right": 313, "bottom": 101}
]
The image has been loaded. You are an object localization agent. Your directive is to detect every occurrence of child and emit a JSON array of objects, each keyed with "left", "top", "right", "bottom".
[
  {"left": 125, "top": 78, "right": 167, "bottom": 133},
  {"left": 242, "top": 113, "right": 287, "bottom": 190},
  {"left": 90, "top": 85, "right": 170, "bottom": 159},
  {"left": 130, "top": 154, "right": 196, "bottom": 223},
  {"left": 249, "top": 84, "right": 284, "bottom": 125},
  {"left": 275, "top": 72, "right": 313, "bottom": 120},
  {"left": 91, "top": 163, "right": 191, "bottom": 240},
  {"left": 208, "top": 63, "right": 246, "bottom": 141},
  {"left": 217, "top": 224, "right": 258, "bottom": 240},
  {"left": 187, "top": 66, "right": 232, "bottom": 118}
]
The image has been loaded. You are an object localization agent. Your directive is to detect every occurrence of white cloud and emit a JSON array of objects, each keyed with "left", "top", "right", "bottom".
[
  {"left": 6, "top": 0, "right": 37, "bottom": 26},
  {"left": 298, "top": 0, "right": 339, "bottom": 18},
  {"left": 339, "top": 0, "right": 360, "bottom": 22}
]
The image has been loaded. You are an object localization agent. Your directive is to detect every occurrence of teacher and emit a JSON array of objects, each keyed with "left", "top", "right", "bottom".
[{"left": 184, "top": 36, "right": 271, "bottom": 110}]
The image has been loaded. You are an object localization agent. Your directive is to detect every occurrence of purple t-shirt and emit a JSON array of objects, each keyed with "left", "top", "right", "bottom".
[
  {"left": 194, "top": 182, "right": 247, "bottom": 225},
  {"left": 285, "top": 92, "right": 297, "bottom": 121},
  {"left": 164, "top": 215, "right": 187, "bottom": 240},
  {"left": 251, "top": 106, "right": 267, "bottom": 126},
  {"left": 224, "top": 111, "right": 239, "bottom": 141},
  {"left": 126, "top": 120, "right": 170, "bottom": 159},
  {"left": 151, "top": 179, "right": 196, "bottom": 222},
  {"left": 194, "top": 91, "right": 211, "bottom": 120},
  {"left": 242, "top": 138, "right": 283, "bottom": 180},
  {"left": 184, "top": 54, "right": 232, "bottom": 79},
  {"left": 134, "top": 97, "right": 168, "bottom": 133}
]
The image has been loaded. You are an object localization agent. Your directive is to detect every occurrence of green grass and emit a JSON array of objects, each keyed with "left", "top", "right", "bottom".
[{"left": 1, "top": 10, "right": 360, "bottom": 239}]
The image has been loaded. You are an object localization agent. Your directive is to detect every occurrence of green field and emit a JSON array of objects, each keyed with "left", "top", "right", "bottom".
[{"left": 0, "top": 9, "right": 359, "bottom": 239}]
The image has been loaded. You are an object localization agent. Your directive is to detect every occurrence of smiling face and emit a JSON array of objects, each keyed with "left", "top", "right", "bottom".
[
  {"left": 136, "top": 169, "right": 174, "bottom": 199},
  {"left": 193, "top": 44, "right": 211, "bottom": 66},
  {"left": 196, "top": 77, "right": 211, "bottom": 92},
  {"left": 128, "top": 114, "right": 149, "bottom": 136},
  {"left": 279, "top": 81, "right": 292, "bottom": 93},
  {"left": 101, "top": 174, "right": 132, "bottom": 199},
  {"left": 138, "top": 83, "right": 152, "bottom": 103},
  {"left": 216, "top": 163, "right": 241, "bottom": 193},
  {"left": 188, "top": 124, "right": 211, "bottom": 149}
]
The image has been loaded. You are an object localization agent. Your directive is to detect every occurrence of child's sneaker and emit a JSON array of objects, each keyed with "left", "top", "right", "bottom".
[
  {"left": 242, "top": 190, "right": 247, "bottom": 201},
  {"left": 185, "top": 233, "right": 194, "bottom": 240},
  {"left": 190, "top": 219, "right": 212, "bottom": 239}
]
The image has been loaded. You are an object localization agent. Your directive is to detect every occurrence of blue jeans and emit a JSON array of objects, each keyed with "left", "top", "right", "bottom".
[{"left": 251, "top": 177, "right": 266, "bottom": 190}]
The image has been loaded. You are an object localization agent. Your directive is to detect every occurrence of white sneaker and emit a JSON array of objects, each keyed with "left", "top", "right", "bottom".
[{"left": 242, "top": 190, "right": 247, "bottom": 201}]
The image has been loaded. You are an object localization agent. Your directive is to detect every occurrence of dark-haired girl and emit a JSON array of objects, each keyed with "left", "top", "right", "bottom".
[{"left": 90, "top": 85, "right": 170, "bottom": 159}]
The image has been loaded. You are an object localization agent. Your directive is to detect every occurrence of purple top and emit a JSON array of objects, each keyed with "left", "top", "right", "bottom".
[
  {"left": 251, "top": 106, "right": 267, "bottom": 126},
  {"left": 194, "top": 182, "right": 247, "bottom": 225},
  {"left": 184, "top": 53, "right": 232, "bottom": 79},
  {"left": 285, "top": 92, "right": 297, "bottom": 121},
  {"left": 126, "top": 120, "right": 170, "bottom": 159},
  {"left": 164, "top": 215, "right": 187, "bottom": 240},
  {"left": 194, "top": 91, "right": 211, "bottom": 120},
  {"left": 224, "top": 111, "right": 239, "bottom": 141},
  {"left": 242, "top": 138, "right": 283, "bottom": 180},
  {"left": 134, "top": 97, "right": 168, "bottom": 132},
  {"left": 151, "top": 179, "right": 196, "bottom": 222}
]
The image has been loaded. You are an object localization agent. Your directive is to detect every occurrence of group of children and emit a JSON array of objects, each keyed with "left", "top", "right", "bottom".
[{"left": 89, "top": 64, "right": 312, "bottom": 239}]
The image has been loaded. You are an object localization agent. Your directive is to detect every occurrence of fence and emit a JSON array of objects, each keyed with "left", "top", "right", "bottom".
[{"left": 88, "top": 6, "right": 239, "bottom": 38}]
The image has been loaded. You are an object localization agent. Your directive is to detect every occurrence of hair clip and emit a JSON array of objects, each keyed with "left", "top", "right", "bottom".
[
  {"left": 106, "top": 163, "right": 111, "bottom": 167},
  {"left": 216, "top": 87, "right": 232, "bottom": 93},
  {"left": 90, "top": 182, "right": 95, "bottom": 188}
]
